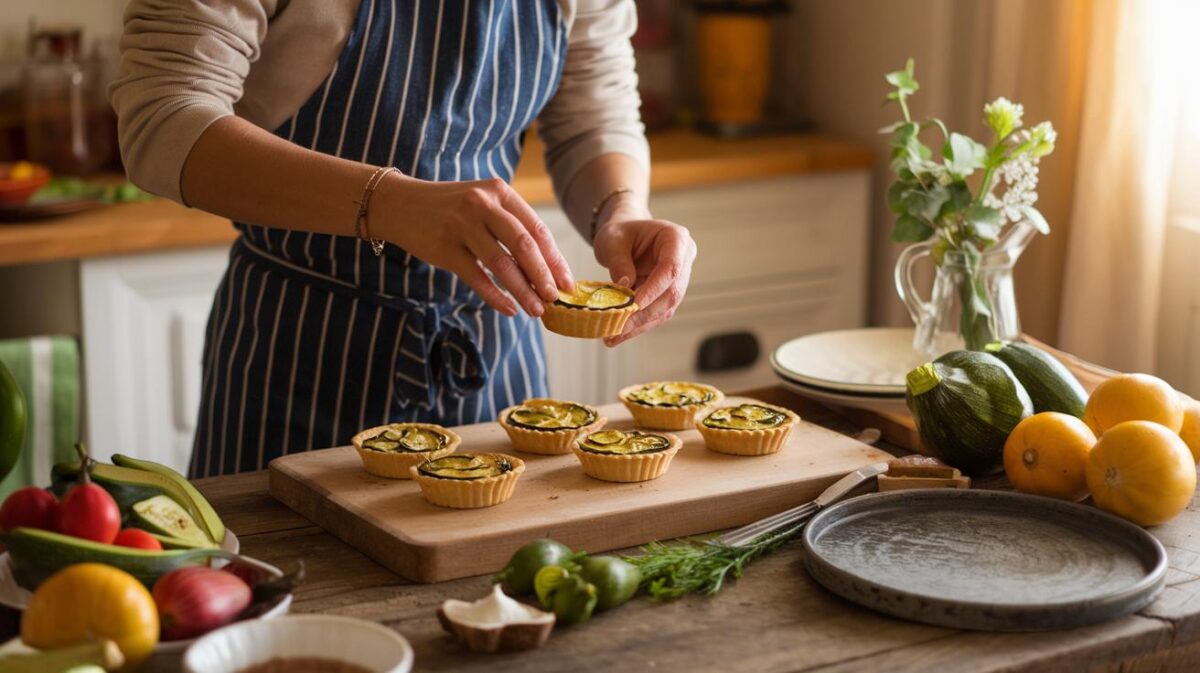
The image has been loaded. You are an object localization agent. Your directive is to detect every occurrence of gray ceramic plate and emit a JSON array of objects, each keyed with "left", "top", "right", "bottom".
[{"left": 803, "top": 489, "right": 1168, "bottom": 631}]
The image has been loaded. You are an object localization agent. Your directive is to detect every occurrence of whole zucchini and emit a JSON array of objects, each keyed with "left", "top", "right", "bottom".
[
  {"left": 985, "top": 341, "right": 1087, "bottom": 418},
  {"left": 906, "top": 350, "right": 1033, "bottom": 475},
  {"left": 1, "top": 527, "right": 222, "bottom": 590}
]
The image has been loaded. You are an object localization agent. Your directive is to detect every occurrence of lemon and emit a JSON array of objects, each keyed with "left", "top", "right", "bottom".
[
  {"left": 1085, "top": 420, "right": 1196, "bottom": 526},
  {"left": 1003, "top": 412, "right": 1095, "bottom": 501},
  {"left": 1084, "top": 373, "right": 1184, "bottom": 435},
  {"left": 1179, "top": 397, "right": 1200, "bottom": 463}
]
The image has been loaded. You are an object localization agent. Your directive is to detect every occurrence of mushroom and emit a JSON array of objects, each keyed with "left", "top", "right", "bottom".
[{"left": 438, "top": 584, "right": 555, "bottom": 653}]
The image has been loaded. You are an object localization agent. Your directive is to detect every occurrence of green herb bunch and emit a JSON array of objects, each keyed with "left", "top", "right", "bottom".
[
  {"left": 883, "top": 58, "right": 1056, "bottom": 349},
  {"left": 625, "top": 522, "right": 805, "bottom": 599}
]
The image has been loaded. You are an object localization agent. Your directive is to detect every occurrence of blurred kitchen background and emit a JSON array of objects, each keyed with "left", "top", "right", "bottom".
[{"left": 0, "top": 0, "right": 1197, "bottom": 487}]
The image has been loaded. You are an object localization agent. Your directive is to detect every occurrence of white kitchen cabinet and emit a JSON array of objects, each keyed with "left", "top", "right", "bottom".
[
  {"left": 80, "top": 248, "right": 229, "bottom": 472},
  {"left": 79, "top": 171, "right": 869, "bottom": 468},
  {"left": 539, "top": 172, "right": 871, "bottom": 404}
]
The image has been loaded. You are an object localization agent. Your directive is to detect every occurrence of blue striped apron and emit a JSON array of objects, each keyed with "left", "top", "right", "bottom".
[{"left": 190, "top": 0, "right": 566, "bottom": 477}]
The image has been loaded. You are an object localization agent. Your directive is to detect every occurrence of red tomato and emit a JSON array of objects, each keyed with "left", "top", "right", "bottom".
[
  {"left": 153, "top": 567, "right": 252, "bottom": 640},
  {"left": 0, "top": 487, "right": 59, "bottom": 532},
  {"left": 56, "top": 482, "right": 120, "bottom": 544},
  {"left": 113, "top": 528, "right": 163, "bottom": 551}
]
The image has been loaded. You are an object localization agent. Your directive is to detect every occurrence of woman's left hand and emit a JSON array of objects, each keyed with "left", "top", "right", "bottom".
[{"left": 593, "top": 217, "right": 698, "bottom": 347}]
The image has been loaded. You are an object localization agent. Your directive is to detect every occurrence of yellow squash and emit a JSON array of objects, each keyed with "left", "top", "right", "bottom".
[
  {"left": 1003, "top": 412, "right": 1095, "bottom": 501},
  {"left": 22, "top": 563, "right": 160, "bottom": 671},
  {"left": 1085, "top": 420, "right": 1196, "bottom": 526}
]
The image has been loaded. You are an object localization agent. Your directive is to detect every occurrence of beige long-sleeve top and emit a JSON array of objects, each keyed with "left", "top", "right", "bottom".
[{"left": 109, "top": 0, "right": 648, "bottom": 207}]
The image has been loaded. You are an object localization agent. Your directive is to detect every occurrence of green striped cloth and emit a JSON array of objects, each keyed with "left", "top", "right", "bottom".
[{"left": 0, "top": 337, "right": 80, "bottom": 499}]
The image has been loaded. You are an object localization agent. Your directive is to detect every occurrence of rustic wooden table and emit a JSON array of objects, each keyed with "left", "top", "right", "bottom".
[{"left": 135, "top": 387, "right": 1200, "bottom": 672}]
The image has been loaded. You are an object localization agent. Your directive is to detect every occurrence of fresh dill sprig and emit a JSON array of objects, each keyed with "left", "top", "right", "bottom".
[{"left": 623, "top": 521, "right": 807, "bottom": 599}]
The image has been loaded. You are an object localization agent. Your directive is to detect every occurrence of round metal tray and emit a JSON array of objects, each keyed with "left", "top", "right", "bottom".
[{"left": 803, "top": 489, "right": 1168, "bottom": 631}]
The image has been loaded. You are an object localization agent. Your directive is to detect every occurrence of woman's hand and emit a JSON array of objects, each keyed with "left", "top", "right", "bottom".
[
  {"left": 374, "top": 174, "right": 575, "bottom": 317},
  {"left": 593, "top": 216, "right": 698, "bottom": 347}
]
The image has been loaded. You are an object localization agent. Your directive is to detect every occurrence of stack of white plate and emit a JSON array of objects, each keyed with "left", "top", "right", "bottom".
[{"left": 770, "top": 328, "right": 940, "bottom": 415}]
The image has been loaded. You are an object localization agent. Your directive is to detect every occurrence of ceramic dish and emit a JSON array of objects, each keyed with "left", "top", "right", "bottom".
[
  {"left": 184, "top": 614, "right": 414, "bottom": 673},
  {"left": 771, "top": 328, "right": 961, "bottom": 395},
  {"left": 776, "top": 379, "right": 910, "bottom": 416},
  {"left": 0, "top": 532, "right": 293, "bottom": 655},
  {"left": 804, "top": 489, "right": 1167, "bottom": 631}
]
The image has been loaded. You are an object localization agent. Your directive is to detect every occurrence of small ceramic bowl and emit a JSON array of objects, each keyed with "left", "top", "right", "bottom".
[{"left": 183, "top": 615, "right": 414, "bottom": 673}]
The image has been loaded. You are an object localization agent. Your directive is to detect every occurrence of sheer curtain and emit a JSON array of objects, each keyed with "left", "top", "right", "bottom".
[{"left": 1058, "top": 0, "right": 1200, "bottom": 380}]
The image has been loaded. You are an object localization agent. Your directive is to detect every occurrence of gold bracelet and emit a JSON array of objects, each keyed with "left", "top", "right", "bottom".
[
  {"left": 589, "top": 187, "right": 634, "bottom": 242},
  {"left": 355, "top": 166, "right": 396, "bottom": 257}
]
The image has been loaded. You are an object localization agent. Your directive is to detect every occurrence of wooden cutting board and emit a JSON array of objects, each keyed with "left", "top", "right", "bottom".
[{"left": 268, "top": 397, "right": 894, "bottom": 583}]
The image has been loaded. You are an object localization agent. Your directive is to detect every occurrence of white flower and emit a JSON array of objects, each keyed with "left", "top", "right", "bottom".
[
  {"left": 1017, "top": 121, "right": 1057, "bottom": 158},
  {"left": 985, "top": 154, "right": 1040, "bottom": 224},
  {"left": 984, "top": 97, "right": 1024, "bottom": 139}
]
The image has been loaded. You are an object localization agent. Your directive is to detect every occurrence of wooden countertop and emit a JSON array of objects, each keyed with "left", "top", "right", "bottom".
[
  {"left": 0, "top": 131, "right": 871, "bottom": 267},
  {"left": 132, "top": 385, "right": 1200, "bottom": 673}
]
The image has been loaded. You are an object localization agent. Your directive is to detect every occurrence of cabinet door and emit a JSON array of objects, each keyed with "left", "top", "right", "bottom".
[{"left": 81, "top": 248, "right": 229, "bottom": 471}]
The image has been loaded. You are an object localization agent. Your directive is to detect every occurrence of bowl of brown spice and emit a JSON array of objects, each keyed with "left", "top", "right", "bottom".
[{"left": 183, "top": 615, "right": 413, "bottom": 673}]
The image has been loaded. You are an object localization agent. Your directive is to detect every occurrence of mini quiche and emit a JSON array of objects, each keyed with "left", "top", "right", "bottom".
[
  {"left": 572, "top": 429, "right": 681, "bottom": 482},
  {"left": 498, "top": 398, "right": 606, "bottom": 455},
  {"left": 541, "top": 281, "right": 637, "bottom": 339},
  {"left": 697, "top": 403, "right": 800, "bottom": 456},
  {"left": 352, "top": 422, "right": 460, "bottom": 478},
  {"left": 410, "top": 453, "right": 525, "bottom": 508},
  {"left": 618, "top": 381, "right": 724, "bottom": 430}
]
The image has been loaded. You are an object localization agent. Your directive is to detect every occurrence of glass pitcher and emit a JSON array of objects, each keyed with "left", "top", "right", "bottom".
[{"left": 894, "top": 220, "right": 1037, "bottom": 356}]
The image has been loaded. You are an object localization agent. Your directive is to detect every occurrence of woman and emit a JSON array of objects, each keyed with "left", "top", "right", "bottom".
[{"left": 110, "top": 0, "right": 696, "bottom": 477}]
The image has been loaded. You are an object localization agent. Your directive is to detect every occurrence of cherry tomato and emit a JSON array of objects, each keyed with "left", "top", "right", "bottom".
[
  {"left": 113, "top": 528, "right": 163, "bottom": 551},
  {"left": 0, "top": 487, "right": 59, "bottom": 532},
  {"left": 57, "top": 482, "right": 120, "bottom": 544}
]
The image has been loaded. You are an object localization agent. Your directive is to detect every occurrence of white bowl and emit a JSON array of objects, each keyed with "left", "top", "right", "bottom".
[{"left": 183, "top": 615, "right": 413, "bottom": 673}]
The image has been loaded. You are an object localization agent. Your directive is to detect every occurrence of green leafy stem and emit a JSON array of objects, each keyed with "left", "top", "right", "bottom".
[{"left": 882, "top": 58, "right": 1056, "bottom": 349}]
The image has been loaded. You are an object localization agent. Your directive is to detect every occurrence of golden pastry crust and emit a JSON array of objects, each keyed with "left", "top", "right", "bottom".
[
  {"left": 352, "top": 422, "right": 460, "bottom": 479},
  {"left": 498, "top": 398, "right": 607, "bottom": 455},
  {"left": 696, "top": 403, "right": 800, "bottom": 456},
  {"left": 410, "top": 453, "right": 526, "bottom": 509},
  {"left": 572, "top": 431, "right": 682, "bottom": 482},
  {"left": 541, "top": 281, "right": 637, "bottom": 339},
  {"left": 618, "top": 382, "right": 725, "bottom": 430}
]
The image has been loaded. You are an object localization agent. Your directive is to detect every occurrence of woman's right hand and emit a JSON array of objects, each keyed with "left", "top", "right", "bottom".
[{"left": 373, "top": 174, "right": 575, "bottom": 317}]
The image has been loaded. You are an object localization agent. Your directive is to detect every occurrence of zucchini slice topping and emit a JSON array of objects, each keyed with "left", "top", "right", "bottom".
[
  {"left": 418, "top": 454, "right": 514, "bottom": 480},
  {"left": 555, "top": 281, "right": 635, "bottom": 311},
  {"left": 362, "top": 425, "right": 449, "bottom": 453},
  {"left": 625, "top": 382, "right": 716, "bottom": 408},
  {"left": 579, "top": 429, "right": 673, "bottom": 455},
  {"left": 703, "top": 404, "right": 788, "bottom": 430},
  {"left": 507, "top": 401, "right": 596, "bottom": 431}
]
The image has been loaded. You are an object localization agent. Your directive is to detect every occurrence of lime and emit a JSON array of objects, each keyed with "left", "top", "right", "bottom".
[
  {"left": 552, "top": 575, "right": 598, "bottom": 625},
  {"left": 534, "top": 565, "right": 570, "bottom": 608},
  {"left": 494, "top": 539, "right": 574, "bottom": 594},
  {"left": 577, "top": 555, "right": 641, "bottom": 611}
]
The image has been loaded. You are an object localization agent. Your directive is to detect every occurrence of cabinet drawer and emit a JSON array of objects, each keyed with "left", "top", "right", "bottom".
[{"left": 649, "top": 173, "right": 870, "bottom": 292}]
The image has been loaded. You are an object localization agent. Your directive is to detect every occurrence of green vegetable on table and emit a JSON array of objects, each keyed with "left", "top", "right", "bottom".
[
  {"left": 626, "top": 522, "right": 807, "bottom": 599},
  {"left": 906, "top": 349, "right": 1033, "bottom": 476},
  {"left": 985, "top": 341, "right": 1087, "bottom": 418},
  {"left": 494, "top": 539, "right": 574, "bottom": 594},
  {"left": 30, "top": 177, "right": 154, "bottom": 204}
]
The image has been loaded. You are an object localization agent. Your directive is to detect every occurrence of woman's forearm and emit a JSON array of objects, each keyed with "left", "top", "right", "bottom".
[
  {"left": 181, "top": 116, "right": 379, "bottom": 237},
  {"left": 560, "top": 152, "right": 652, "bottom": 240}
]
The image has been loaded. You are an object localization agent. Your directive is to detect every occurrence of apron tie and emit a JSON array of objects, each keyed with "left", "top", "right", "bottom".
[{"left": 392, "top": 299, "right": 487, "bottom": 410}]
